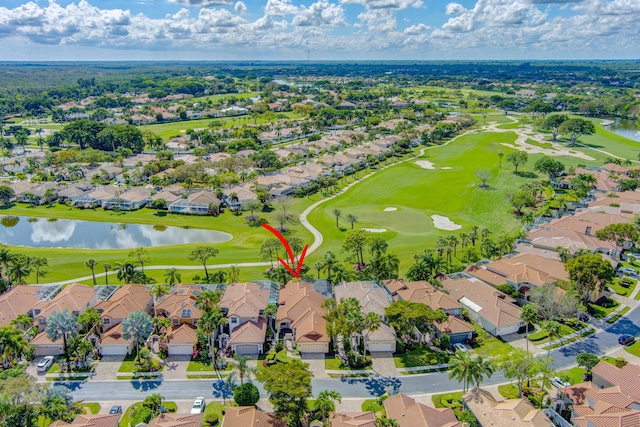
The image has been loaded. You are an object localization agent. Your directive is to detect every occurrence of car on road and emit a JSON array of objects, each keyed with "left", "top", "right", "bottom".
[
  {"left": 618, "top": 267, "right": 637, "bottom": 276},
  {"left": 36, "top": 356, "right": 55, "bottom": 373},
  {"left": 109, "top": 405, "right": 122, "bottom": 415},
  {"left": 551, "top": 377, "right": 571, "bottom": 389},
  {"left": 191, "top": 397, "right": 205, "bottom": 414},
  {"left": 618, "top": 334, "right": 635, "bottom": 346},
  {"left": 453, "top": 343, "right": 469, "bottom": 352}
]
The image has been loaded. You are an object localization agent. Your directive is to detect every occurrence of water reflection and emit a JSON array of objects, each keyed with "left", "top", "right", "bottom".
[
  {"left": 0, "top": 216, "right": 232, "bottom": 249},
  {"left": 605, "top": 119, "right": 640, "bottom": 142}
]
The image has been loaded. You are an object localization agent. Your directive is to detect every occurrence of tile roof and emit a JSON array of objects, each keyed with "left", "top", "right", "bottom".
[
  {"left": 99, "top": 322, "right": 132, "bottom": 345},
  {"left": 0, "top": 285, "right": 42, "bottom": 326},
  {"left": 592, "top": 361, "right": 640, "bottom": 402},
  {"left": 34, "top": 283, "right": 95, "bottom": 322},
  {"left": 384, "top": 279, "right": 461, "bottom": 311},
  {"left": 49, "top": 414, "right": 121, "bottom": 427},
  {"left": 437, "top": 315, "right": 474, "bottom": 335},
  {"left": 94, "top": 284, "right": 153, "bottom": 325},
  {"left": 463, "top": 389, "right": 551, "bottom": 427},
  {"left": 147, "top": 413, "right": 204, "bottom": 427},
  {"left": 466, "top": 253, "right": 568, "bottom": 288},
  {"left": 276, "top": 281, "right": 328, "bottom": 344},
  {"left": 329, "top": 412, "right": 376, "bottom": 427},
  {"left": 221, "top": 406, "right": 285, "bottom": 427},
  {"left": 384, "top": 393, "right": 461, "bottom": 427},
  {"left": 155, "top": 284, "right": 202, "bottom": 321},
  {"left": 220, "top": 282, "right": 269, "bottom": 318},
  {"left": 334, "top": 281, "right": 393, "bottom": 318},
  {"left": 229, "top": 318, "right": 267, "bottom": 346},
  {"left": 166, "top": 324, "right": 198, "bottom": 345},
  {"left": 440, "top": 277, "right": 521, "bottom": 328}
]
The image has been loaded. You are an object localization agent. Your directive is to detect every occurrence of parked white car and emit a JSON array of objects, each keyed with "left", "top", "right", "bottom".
[
  {"left": 191, "top": 397, "right": 206, "bottom": 414},
  {"left": 36, "top": 356, "right": 55, "bottom": 374},
  {"left": 453, "top": 343, "right": 470, "bottom": 352}
]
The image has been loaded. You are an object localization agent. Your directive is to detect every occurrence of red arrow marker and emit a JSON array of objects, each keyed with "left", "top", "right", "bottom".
[{"left": 262, "top": 223, "right": 308, "bottom": 279}]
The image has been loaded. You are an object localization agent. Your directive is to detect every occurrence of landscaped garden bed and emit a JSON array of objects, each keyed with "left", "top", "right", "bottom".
[{"left": 393, "top": 343, "right": 450, "bottom": 369}]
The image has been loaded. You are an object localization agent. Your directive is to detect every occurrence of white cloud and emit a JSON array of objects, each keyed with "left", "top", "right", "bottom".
[
  {"left": 235, "top": 1, "right": 246, "bottom": 15},
  {"left": 168, "top": 0, "right": 234, "bottom": 6},
  {"left": 403, "top": 23, "right": 430, "bottom": 34},
  {"left": 341, "top": 0, "right": 422, "bottom": 9},
  {"left": 357, "top": 9, "right": 396, "bottom": 32},
  {"left": 264, "top": 0, "right": 299, "bottom": 16},
  {"left": 293, "top": 0, "right": 347, "bottom": 27},
  {"left": 445, "top": 2, "right": 466, "bottom": 14}
]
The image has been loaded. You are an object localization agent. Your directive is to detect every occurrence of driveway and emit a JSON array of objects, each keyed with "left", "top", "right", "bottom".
[
  {"left": 301, "top": 353, "right": 329, "bottom": 379},
  {"left": 91, "top": 355, "right": 125, "bottom": 381},
  {"left": 370, "top": 352, "right": 398, "bottom": 377},
  {"left": 161, "top": 355, "right": 190, "bottom": 380}
]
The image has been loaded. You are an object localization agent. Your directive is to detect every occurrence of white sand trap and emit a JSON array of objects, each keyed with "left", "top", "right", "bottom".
[
  {"left": 384, "top": 207, "right": 397, "bottom": 212},
  {"left": 441, "top": 167, "right": 452, "bottom": 170},
  {"left": 415, "top": 160, "right": 435, "bottom": 169},
  {"left": 431, "top": 215, "right": 462, "bottom": 231},
  {"left": 180, "top": 129, "right": 187, "bottom": 133},
  {"left": 362, "top": 228, "right": 387, "bottom": 233}
]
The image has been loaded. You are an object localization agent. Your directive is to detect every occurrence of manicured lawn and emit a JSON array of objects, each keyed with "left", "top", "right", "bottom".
[
  {"left": 432, "top": 392, "right": 463, "bottom": 413},
  {"left": 609, "top": 278, "right": 636, "bottom": 297},
  {"left": 187, "top": 359, "right": 215, "bottom": 372},
  {"left": 81, "top": 403, "right": 101, "bottom": 414},
  {"left": 589, "top": 298, "right": 620, "bottom": 319},
  {"left": 498, "top": 384, "right": 520, "bottom": 399},
  {"left": 324, "top": 356, "right": 347, "bottom": 370},
  {"left": 393, "top": 345, "right": 450, "bottom": 369},
  {"left": 203, "top": 401, "right": 226, "bottom": 425},
  {"left": 120, "top": 402, "right": 177, "bottom": 427},
  {"left": 469, "top": 323, "right": 513, "bottom": 358},
  {"left": 117, "top": 354, "right": 138, "bottom": 373},
  {"left": 624, "top": 340, "right": 640, "bottom": 357},
  {"left": 560, "top": 367, "right": 588, "bottom": 385},
  {"left": 361, "top": 399, "right": 385, "bottom": 417},
  {"left": 607, "top": 306, "right": 630, "bottom": 324}
]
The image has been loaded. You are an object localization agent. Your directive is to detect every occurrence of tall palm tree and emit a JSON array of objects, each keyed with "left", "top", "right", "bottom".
[
  {"left": 313, "top": 261, "right": 323, "bottom": 279},
  {"left": 322, "top": 251, "right": 337, "bottom": 281},
  {"left": 345, "top": 214, "right": 358, "bottom": 230},
  {"left": 10, "top": 313, "right": 34, "bottom": 332},
  {"left": 382, "top": 253, "right": 400, "bottom": 280},
  {"left": 164, "top": 269, "right": 181, "bottom": 286},
  {"left": 9, "top": 256, "right": 31, "bottom": 285},
  {"left": 362, "top": 312, "right": 381, "bottom": 355},
  {"left": 232, "top": 353, "right": 256, "bottom": 385},
  {"left": 521, "top": 304, "right": 538, "bottom": 353},
  {"left": 77, "top": 307, "right": 103, "bottom": 335},
  {"left": 332, "top": 208, "right": 342, "bottom": 228},
  {"left": 197, "top": 310, "right": 225, "bottom": 368},
  {"left": 195, "top": 290, "right": 222, "bottom": 313},
  {"left": 45, "top": 309, "right": 79, "bottom": 371},
  {"left": 469, "top": 356, "right": 495, "bottom": 390},
  {"left": 544, "top": 320, "right": 562, "bottom": 361},
  {"left": 85, "top": 258, "right": 98, "bottom": 286},
  {"left": 0, "top": 326, "right": 29, "bottom": 369},
  {"left": 115, "top": 261, "right": 136, "bottom": 283},
  {"left": 150, "top": 283, "right": 170, "bottom": 305},
  {"left": 122, "top": 311, "right": 153, "bottom": 359},
  {"left": 152, "top": 317, "right": 171, "bottom": 337},
  {"left": 316, "top": 390, "right": 342, "bottom": 427},
  {"left": 102, "top": 263, "right": 112, "bottom": 285},
  {"left": 449, "top": 349, "right": 474, "bottom": 393}
]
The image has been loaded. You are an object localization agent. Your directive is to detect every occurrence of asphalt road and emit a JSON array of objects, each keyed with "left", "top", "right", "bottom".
[{"left": 67, "top": 304, "right": 640, "bottom": 401}]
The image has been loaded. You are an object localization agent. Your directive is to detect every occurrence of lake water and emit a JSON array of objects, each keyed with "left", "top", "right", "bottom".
[
  {"left": 0, "top": 216, "right": 232, "bottom": 249},
  {"left": 604, "top": 119, "right": 640, "bottom": 142}
]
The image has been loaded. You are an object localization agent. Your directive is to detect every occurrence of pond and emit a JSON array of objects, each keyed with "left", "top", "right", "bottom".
[
  {"left": 604, "top": 118, "right": 640, "bottom": 142},
  {"left": 0, "top": 216, "right": 232, "bottom": 249}
]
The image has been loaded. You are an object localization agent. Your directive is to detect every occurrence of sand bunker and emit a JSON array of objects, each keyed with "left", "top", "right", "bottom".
[
  {"left": 431, "top": 215, "right": 462, "bottom": 231},
  {"left": 362, "top": 228, "right": 387, "bottom": 233},
  {"left": 384, "top": 207, "right": 397, "bottom": 212},
  {"left": 415, "top": 160, "right": 435, "bottom": 169},
  {"left": 441, "top": 167, "right": 452, "bottom": 170}
]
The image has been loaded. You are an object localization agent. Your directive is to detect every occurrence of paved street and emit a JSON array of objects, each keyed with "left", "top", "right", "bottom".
[{"left": 62, "top": 303, "right": 640, "bottom": 402}]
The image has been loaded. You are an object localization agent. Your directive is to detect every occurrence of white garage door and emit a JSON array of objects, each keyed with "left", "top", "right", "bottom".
[
  {"left": 234, "top": 345, "right": 259, "bottom": 355},
  {"left": 299, "top": 343, "right": 327, "bottom": 354},
  {"left": 35, "top": 345, "right": 63, "bottom": 357},
  {"left": 100, "top": 345, "right": 129, "bottom": 356},
  {"left": 368, "top": 341, "right": 396, "bottom": 352},
  {"left": 168, "top": 344, "right": 193, "bottom": 356}
]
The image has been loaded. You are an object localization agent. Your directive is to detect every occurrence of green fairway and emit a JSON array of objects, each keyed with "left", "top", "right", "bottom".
[
  {"left": 578, "top": 124, "right": 640, "bottom": 161},
  {"left": 305, "top": 129, "right": 603, "bottom": 271}
]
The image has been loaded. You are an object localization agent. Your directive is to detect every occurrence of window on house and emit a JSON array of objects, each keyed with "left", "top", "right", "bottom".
[
  {"left": 181, "top": 309, "right": 192, "bottom": 318},
  {"left": 172, "top": 318, "right": 179, "bottom": 326},
  {"left": 39, "top": 318, "right": 46, "bottom": 325},
  {"left": 231, "top": 316, "right": 238, "bottom": 324},
  {"left": 103, "top": 318, "right": 110, "bottom": 325}
]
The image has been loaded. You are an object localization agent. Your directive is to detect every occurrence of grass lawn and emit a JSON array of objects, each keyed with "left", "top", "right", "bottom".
[
  {"left": 498, "top": 384, "right": 520, "bottom": 399},
  {"left": 432, "top": 392, "right": 464, "bottom": 409},
  {"left": 528, "top": 322, "right": 576, "bottom": 344},
  {"left": 589, "top": 298, "right": 620, "bottom": 319},
  {"left": 120, "top": 402, "right": 178, "bottom": 427},
  {"left": 393, "top": 345, "right": 449, "bottom": 368},
  {"left": 624, "top": 340, "right": 640, "bottom": 357},
  {"left": 609, "top": 279, "right": 636, "bottom": 297},
  {"left": 187, "top": 359, "right": 215, "bottom": 372},
  {"left": 607, "top": 306, "right": 630, "bottom": 324},
  {"left": 361, "top": 399, "right": 385, "bottom": 417},
  {"left": 469, "top": 323, "right": 513, "bottom": 358},
  {"left": 560, "top": 367, "right": 587, "bottom": 385},
  {"left": 203, "top": 401, "right": 226, "bottom": 425},
  {"left": 324, "top": 356, "right": 347, "bottom": 370},
  {"left": 117, "top": 354, "right": 138, "bottom": 373},
  {"left": 81, "top": 403, "right": 101, "bottom": 414}
]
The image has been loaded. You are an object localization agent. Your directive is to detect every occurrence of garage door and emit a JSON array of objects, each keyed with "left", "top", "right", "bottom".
[
  {"left": 35, "top": 345, "right": 63, "bottom": 357},
  {"left": 368, "top": 341, "right": 396, "bottom": 352},
  {"left": 299, "top": 343, "right": 327, "bottom": 354},
  {"left": 101, "top": 345, "right": 129, "bottom": 356},
  {"left": 168, "top": 344, "right": 193, "bottom": 356},
  {"left": 234, "top": 345, "right": 259, "bottom": 355}
]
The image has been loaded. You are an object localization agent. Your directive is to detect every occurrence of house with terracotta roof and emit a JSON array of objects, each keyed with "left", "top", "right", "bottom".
[
  {"left": 104, "top": 187, "right": 152, "bottom": 210},
  {"left": 328, "top": 411, "right": 376, "bottom": 427},
  {"left": 440, "top": 276, "right": 523, "bottom": 337},
  {"left": 434, "top": 315, "right": 475, "bottom": 346},
  {"left": 154, "top": 284, "right": 203, "bottom": 327},
  {"left": 33, "top": 284, "right": 96, "bottom": 331},
  {"left": 221, "top": 406, "right": 284, "bottom": 427},
  {"left": 147, "top": 412, "right": 204, "bottom": 427},
  {"left": 384, "top": 393, "right": 460, "bottom": 427},
  {"left": 0, "top": 284, "right": 43, "bottom": 327},
  {"left": 466, "top": 253, "right": 569, "bottom": 299},
  {"left": 49, "top": 413, "right": 121, "bottom": 427},
  {"left": 276, "top": 281, "right": 329, "bottom": 354},
  {"left": 165, "top": 323, "right": 199, "bottom": 356},
  {"left": 218, "top": 282, "right": 270, "bottom": 355},
  {"left": 591, "top": 361, "right": 640, "bottom": 403},
  {"left": 98, "top": 323, "right": 135, "bottom": 356},
  {"left": 463, "top": 388, "right": 552, "bottom": 427},
  {"left": 383, "top": 279, "right": 462, "bottom": 316},
  {"left": 168, "top": 190, "right": 220, "bottom": 215},
  {"left": 94, "top": 284, "right": 153, "bottom": 332},
  {"left": 334, "top": 281, "right": 396, "bottom": 352}
]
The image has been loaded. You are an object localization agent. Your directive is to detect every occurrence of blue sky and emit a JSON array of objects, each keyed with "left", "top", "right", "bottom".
[{"left": 0, "top": 0, "right": 638, "bottom": 61}]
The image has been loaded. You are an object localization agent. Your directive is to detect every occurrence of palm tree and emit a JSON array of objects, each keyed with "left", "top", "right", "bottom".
[
  {"left": 45, "top": 309, "right": 79, "bottom": 371},
  {"left": 0, "top": 326, "right": 29, "bottom": 369},
  {"left": 9, "top": 256, "right": 31, "bottom": 285},
  {"left": 498, "top": 152, "right": 504, "bottom": 168},
  {"left": 115, "top": 260, "right": 136, "bottom": 283},
  {"left": 102, "top": 263, "right": 112, "bottom": 285},
  {"left": 362, "top": 312, "right": 381, "bottom": 355},
  {"left": 232, "top": 353, "right": 256, "bottom": 385},
  {"left": 152, "top": 317, "right": 171, "bottom": 337},
  {"left": 544, "top": 320, "right": 562, "bottom": 361},
  {"left": 85, "top": 258, "right": 98, "bottom": 286},
  {"left": 449, "top": 349, "right": 474, "bottom": 393},
  {"left": 122, "top": 311, "right": 153, "bottom": 359},
  {"left": 322, "top": 251, "right": 337, "bottom": 281},
  {"left": 0, "top": 246, "right": 16, "bottom": 283},
  {"left": 521, "top": 304, "right": 538, "bottom": 353},
  {"left": 382, "top": 253, "right": 400, "bottom": 280},
  {"left": 197, "top": 310, "right": 225, "bottom": 368},
  {"left": 164, "top": 268, "right": 181, "bottom": 286},
  {"left": 316, "top": 390, "right": 342, "bottom": 426},
  {"left": 469, "top": 356, "right": 494, "bottom": 390},
  {"left": 345, "top": 214, "right": 358, "bottom": 230},
  {"left": 150, "top": 283, "right": 170, "bottom": 304},
  {"left": 77, "top": 307, "right": 103, "bottom": 335},
  {"left": 332, "top": 208, "right": 342, "bottom": 228},
  {"left": 195, "top": 290, "right": 222, "bottom": 313},
  {"left": 313, "top": 261, "right": 323, "bottom": 279},
  {"left": 10, "top": 314, "right": 33, "bottom": 332}
]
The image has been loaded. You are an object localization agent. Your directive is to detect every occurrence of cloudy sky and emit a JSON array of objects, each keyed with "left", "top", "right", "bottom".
[{"left": 0, "top": 0, "right": 638, "bottom": 61}]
